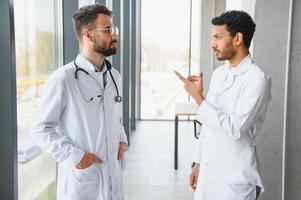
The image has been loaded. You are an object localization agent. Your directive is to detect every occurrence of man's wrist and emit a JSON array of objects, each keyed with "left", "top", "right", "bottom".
[
  {"left": 195, "top": 95, "right": 204, "bottom": 105},
  {"left": 192, "top": 162, "right": 200, "bottom": 168}
]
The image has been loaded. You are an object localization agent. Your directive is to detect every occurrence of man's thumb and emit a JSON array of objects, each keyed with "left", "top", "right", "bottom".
[{"left": 93, "top": 155, "right": 103, "bottom": 164}]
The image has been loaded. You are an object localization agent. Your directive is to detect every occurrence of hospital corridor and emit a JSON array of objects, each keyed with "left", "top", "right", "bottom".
[
  {"left": 1, "top": 0, "right": 301, "bottom": 200},
  {"left": 123, "top": 121, "right": 195, "bottom": 200}
]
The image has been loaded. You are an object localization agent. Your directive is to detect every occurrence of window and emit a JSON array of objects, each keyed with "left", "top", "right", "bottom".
[
  {"left": 140, "top": 0, "right": 191, "bottom": 119},
  {"left": 140, "top": 0, "right": 201, "bottom": 120},
  {"left": 14, "top": 0, "right": 62, "bottom": 199}
]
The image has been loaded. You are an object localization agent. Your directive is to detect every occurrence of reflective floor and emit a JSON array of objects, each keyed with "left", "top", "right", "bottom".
[{"left": 123, "top": 121, "right": 197, "bottom": 200}]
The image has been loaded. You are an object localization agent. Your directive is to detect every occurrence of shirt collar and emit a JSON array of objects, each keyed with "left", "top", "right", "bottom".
[
  {"left": 95, "top": 62, "right": 108, "bottom": 73},
  {"left": 75, "top": 54, "right": 108, "bottom": 73},
  {"left": 226, "top": 54, "right": 253, "bottom": 75}
]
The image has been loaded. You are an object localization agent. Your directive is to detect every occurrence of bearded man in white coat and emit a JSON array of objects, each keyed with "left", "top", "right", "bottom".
[
  {"left": 175, "top": 10, "right": 271, "bottom": 200},
  {"left": 32, "top": 4, "right": 128, "bottom": 200}
]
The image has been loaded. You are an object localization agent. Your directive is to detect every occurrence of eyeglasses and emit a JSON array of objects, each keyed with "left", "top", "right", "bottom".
[{"left": 91, "top": 26, "right": 119, "bottom": 36}]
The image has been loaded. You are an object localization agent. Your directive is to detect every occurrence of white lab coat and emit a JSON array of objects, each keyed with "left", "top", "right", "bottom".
[
  {"left": 32, "top": 54, "right": 127, "bottom": 200},
  {"left": 193, "top": 55, "right": 271, "bottom": 200}
]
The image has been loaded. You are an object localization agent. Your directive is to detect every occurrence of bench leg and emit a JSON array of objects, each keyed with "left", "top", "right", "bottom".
[
  {"left": 174, "top": 115, "right": 178, "bottom": 170},
  {"left": 194, "top": 120, "right": 197, "bottom": 139}
]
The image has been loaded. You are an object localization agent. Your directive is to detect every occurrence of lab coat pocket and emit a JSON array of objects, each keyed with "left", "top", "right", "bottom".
[
  {"left": 225, "top": 169, "right": 256, "bottom": 200},
  {"left": 229, "top": 183, "right": 252, "bottom": 193},
  {"left": 68, "top": 163, "right": 100, "bottom": 200},
  {"left": 73, "top": 163, "right": 99, "bottom": 182},
  {"left": 226, "top": 183, "right": 256, "bottom": 200}
]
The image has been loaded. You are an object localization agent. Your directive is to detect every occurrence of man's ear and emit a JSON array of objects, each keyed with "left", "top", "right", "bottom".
[
  {"left": 83, "top": 29, "right": 93, "bottom": 42},
  {"left": 234, "top": 32, "right": 244, "bottom": 46}
]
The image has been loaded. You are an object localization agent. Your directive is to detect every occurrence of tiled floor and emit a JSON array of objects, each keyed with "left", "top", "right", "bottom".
[{"left": 123, "top": 121, "right": 197, "bottom": 200}]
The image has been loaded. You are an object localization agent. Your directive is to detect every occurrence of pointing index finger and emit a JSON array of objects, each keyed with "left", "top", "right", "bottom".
[{"left": 174, "top": 71, "right": 187, "bottom": 83}]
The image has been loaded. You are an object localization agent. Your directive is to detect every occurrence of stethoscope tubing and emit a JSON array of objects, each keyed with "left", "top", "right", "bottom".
[{"left": 73, "top": 60, "right": 122, "bottom": 103}]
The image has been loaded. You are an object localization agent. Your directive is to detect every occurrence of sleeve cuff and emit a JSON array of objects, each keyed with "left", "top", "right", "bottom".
[
  {"left": 196, "top": 100, "right": 220, "bottom": 133},
  {"left": 120, "top": 126, "right": 128, "bottom": 144},
  {"left": 196, "top": 99, "right": 209, "bottom": 122},
  {"left": 67, "top": 146, "right": 85, "bottom": 165},
  {"left": 192, "top": 137, "right": 203, "bottom": 163}
]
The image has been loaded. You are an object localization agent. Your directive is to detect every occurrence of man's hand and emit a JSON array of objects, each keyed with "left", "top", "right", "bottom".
[
  {"left": 174, "top": 71, "right": 205, "bottom": 105},
  {"left": 118, "top": 142, "right": 128, "bottom": 160},
  {"left": 75, "top": 152, "right": 102, "bottom": 169},
  {"left": 190, "top": 163, "right": 200, "bottom": 191}
]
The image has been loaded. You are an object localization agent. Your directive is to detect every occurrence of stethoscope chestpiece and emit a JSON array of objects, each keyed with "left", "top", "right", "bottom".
[{"left": 115, "top": 95, "right": 123, "bottom": 103}]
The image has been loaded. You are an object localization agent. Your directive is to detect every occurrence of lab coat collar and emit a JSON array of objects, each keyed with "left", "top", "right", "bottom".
[
  {"left": 227, "top": 54, "right": 253, "bottom": 76},
  {"left": 215, "top": 55, "right": 253, "bottom": 97},
  {"left": 75, "top": 54, "right": 108, "bottom": 73}
]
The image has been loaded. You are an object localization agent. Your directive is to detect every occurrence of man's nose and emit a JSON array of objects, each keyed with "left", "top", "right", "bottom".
[
  {"left": 211, "top": 41, "right": 216, "bottom": 49},
  {"left": 112, "top": 33, "right": 119, "bottom": 41}
]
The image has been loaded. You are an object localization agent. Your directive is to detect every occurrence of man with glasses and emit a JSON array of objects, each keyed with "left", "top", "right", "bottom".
[
  {"left": 176, "top": 10, "right": 271, "bottom": 200},
  {"left": 33, "top": 4, "right": 127, "bottom": 200}
]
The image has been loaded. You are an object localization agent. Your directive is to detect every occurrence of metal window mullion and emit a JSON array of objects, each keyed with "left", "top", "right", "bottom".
[
  {"left": 112, "top": 0, "right": 121, "bottom": 71},
  {"left": 0, "top": 0, "right": 17, "bottom": 199},
  {"left": 130, "top": 0, "right": 136, "bottom": 131},
  {"left": 121, "top": 0, "right": 131, "bottom": 143},
  {"left": 62, "top": 0, "right": 78, "bottom": 64},
  {"left": 136, "top": 0, "right": 141, "bottom": 120}
]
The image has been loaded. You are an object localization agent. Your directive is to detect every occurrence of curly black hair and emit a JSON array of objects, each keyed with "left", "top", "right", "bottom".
[
  {"left": 72, "top": 3, "right": 112, "bottom": 42},
  {"left": 211, "top": 10, "right": 256, "bottom": 48}
]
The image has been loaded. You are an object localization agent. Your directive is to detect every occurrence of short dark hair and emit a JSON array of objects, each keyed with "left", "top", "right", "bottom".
[
  {"left": 211, "top": 10, "right": 256, "bottom": 48},
  {"left": 72, "top": 3, "right": 112, "bottom": 42}
]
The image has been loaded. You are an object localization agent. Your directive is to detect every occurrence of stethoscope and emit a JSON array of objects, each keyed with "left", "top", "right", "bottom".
[{"left": 73, "top": 59, "right": 122, "bottom": 103}]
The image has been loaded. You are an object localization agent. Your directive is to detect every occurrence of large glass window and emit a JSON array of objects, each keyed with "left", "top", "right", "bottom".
[
  {"left": 141, "top": 0, "right": 190, "bottom": 120},
  {"left": 190, "top": 0, "right": 201, "bottom": 78},
  {"left": 14, "top": 0, "right": 61, "bottom": 199},
  {"left": 140, "top": 0, "right": 201, "bottom": 120}
]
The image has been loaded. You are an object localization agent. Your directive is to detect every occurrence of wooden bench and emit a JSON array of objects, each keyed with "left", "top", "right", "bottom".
[{"left": 174, "top": 102, "right": 200, "bottom": 169}]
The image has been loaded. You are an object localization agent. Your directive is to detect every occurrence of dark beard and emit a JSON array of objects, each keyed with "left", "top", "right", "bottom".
[
  {"left": 215, "top": 43, "right": 235, "bottom": 61},
  {"left": 93, "top": 36, "right": 117, "bottom": 57},
  {"left": 95, "top": 46, "right": 116, "bottom": 57}
]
